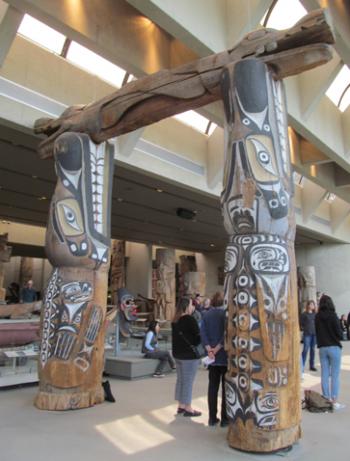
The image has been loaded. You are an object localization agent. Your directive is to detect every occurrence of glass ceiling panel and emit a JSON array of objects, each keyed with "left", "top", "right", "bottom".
[
  {"left": 174, "top": 110, "right": 210, "bottom": 133},
  {"left": 261, "top": 0, "right": 307, "bottom": 29},
  {"left": 66, "top": 42, "right": 126, "bottom": 88},
  {"left": 326, "top": 65, "right": 350, "bottom": 112},
  {"left": 18, "top": 14, "right": 66, "bottom": 54}
]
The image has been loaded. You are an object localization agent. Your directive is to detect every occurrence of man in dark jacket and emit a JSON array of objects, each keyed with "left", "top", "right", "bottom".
[{"left": 201, "top": 291, "right": 228, "bottom": 427}]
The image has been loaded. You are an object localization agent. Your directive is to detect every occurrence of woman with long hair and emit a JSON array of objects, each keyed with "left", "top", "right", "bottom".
[
  {"left": 172, "top": 296, "right": 202, "bottom": 417},
  {"left": 315, "top": 294, "right": 345, "bottom": 410},
  {"left": 142, "top": 320, "right": 175, "bottom": 377}
]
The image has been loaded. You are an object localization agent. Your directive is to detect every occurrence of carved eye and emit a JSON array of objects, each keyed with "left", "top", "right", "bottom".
[
  {"left": 250, "top": 139, "right": 277, "bottom": 176},
  {"left": 264, "top": 124, "right": 271, "bottom": 132},
  {"left": 62, "top": 204, "right": 82, "bottom": 231},
  {"left": 243, "top": 118, "right": 250, "bottom": 126}
]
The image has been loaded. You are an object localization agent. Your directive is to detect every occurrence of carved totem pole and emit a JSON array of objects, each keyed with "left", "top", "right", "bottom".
[
  {"left": 154, "top": 248, "right": 175, "bottom": 320},
  {"left": 221, "top": 59, "right": 300, "bottom": 451},
  {"left": 32, "top": 7, "right": 333, "bottom": 452},
  {"left": 35, "top": 133, "right": 114, "bottom": 410},
  {"left": 110, "top": 239, "right": 126, "bottom": 301}
]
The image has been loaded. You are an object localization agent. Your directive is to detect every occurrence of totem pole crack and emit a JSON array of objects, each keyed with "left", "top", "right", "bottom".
[{"left": 34, "top": 8, "right": 334, "bottom": 454}]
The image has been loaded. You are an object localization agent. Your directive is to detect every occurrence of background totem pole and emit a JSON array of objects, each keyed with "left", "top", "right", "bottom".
[
  {"left": 154, "top": 248, "right": 175, "bottom": 320},
  {"left": 35, "top": 133, "right": 114, "bottom": 410},
  {"left": 221, "top": 59, "right": 300, "bottom": 451}
]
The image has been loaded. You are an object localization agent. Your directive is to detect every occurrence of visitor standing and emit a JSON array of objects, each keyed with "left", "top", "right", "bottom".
[
  {"left": 172, "top": 296, "right": 202, "bottom": 417},
  {"left": 142, "top": 320, "right": 176, "bottom": 377},
  {"left": 200, "top": 291, "right": 228, "bottom": 427},
  {"left": 315, "top": 294, "right": 345, "bottom": 410},
  {"left": 20, "top": 280, "right": 37, "bottom": 303},
  {"left": 300, "top": 300, "right": 317, "bottom": 372}
]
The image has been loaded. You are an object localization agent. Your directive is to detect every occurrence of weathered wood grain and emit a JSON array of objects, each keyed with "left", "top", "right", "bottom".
[{"left": 34, "top": 9, "right": 334, "bottom": 158}]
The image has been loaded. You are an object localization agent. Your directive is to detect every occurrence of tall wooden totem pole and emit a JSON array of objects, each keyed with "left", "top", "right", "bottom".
[
  {"left": 35, "top": 133, "right": 114, "bottom": 410},
  {"left": 221, "top": 59, "right": 300, "bottom": 451}
]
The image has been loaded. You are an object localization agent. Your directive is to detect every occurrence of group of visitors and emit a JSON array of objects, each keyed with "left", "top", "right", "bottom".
[
  {"left": 5, "top": 279, "right": 38, "bottom": 304},
  {"left": 301, "top": 294, "right": 345, "bottom": 410},
  {"left": 142, "top": 292, "right": 227, "bottom": 426}
]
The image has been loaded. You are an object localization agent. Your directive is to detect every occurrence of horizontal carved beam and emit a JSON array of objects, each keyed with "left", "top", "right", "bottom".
[{"left": 34, "top": 9, "right": 334, "bottom": 159}]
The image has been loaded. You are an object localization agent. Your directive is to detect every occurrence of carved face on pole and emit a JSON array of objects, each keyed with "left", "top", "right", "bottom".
[
  {"left": 221, "top": 59, "right": 300, "bottom": 448},
  {"left": 46, "top": 132, "right": 113, "bottom": 268},
  {"left": 117, "top": 287, "right": 138, "bottom": 321}
]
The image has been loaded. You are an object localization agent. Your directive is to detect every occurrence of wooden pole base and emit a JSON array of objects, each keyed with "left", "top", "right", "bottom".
[
  {"left": 227, "top": 421, "right": 301, "bottom": 453},
  {"left": 35, "top": 386, "right": 104, "bottom": 411}
]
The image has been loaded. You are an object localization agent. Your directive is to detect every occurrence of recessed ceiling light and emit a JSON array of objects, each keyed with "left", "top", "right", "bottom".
[
  {"left": 210, "top": 243, "right": 215, "bottom": 247},
  {"left": 32, "top": 175, "right": 38, "bottom": 179},
  {"left": 117, "top": 197, "right": 123, "bottom": 202},
  {"left": 155, "top": 188, "right": 163, "bottom": 193},
  {"left": 38, "top": 196, "right": 47, "bottom": 201}
]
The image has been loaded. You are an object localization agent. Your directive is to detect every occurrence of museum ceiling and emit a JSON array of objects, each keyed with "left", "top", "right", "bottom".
[{"left": 0, "top": 0, "right": 349, "bottom": 254}]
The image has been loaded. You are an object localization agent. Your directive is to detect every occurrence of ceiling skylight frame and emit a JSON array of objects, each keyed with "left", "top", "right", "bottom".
[
  {"left": 17, "top": 14, "right": 66, "bottom": 55},
  {"left": 66, "top": 41, "right": 127, "bottom": 89},
  {"left": 326, "top": 65, "right": 350, "bottom": 113},
  {"left": 174, "top": 110, "right": 217, "bottom": 136},
  {"left": 260, "top": 0, "right": 307, "bottom": 30}
]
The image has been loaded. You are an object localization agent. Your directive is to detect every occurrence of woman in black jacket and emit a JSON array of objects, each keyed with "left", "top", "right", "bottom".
[
  {"left": 172, "top": 296, "right": 202, "bottom": 417},
  {"left": 315, "top": 294, "right": 345, "bottom": 410}
]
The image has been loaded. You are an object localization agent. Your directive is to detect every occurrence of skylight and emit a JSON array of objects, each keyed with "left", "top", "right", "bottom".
[
  {"left": 261, "top": 0, "right": 307, "bottom": 29},
  {"left": 18, "top": 14, "right": 66, "bottom": 54},
  {"left": 174, "top": 110, "right": 217, "bottom": 135},
  {"left": 326, "top": 65, "right": 350, "bottom": 112},
  {"left": 66, "top": 42, "right": 126, "bottom": 88}
]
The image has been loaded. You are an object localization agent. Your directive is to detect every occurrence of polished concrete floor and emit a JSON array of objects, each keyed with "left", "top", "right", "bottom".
[{"left": 1, "top": 342, "right": 350, "bottom": 461}]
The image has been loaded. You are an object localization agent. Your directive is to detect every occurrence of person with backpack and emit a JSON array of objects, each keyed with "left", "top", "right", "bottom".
[{"left": 315, "top": 294, "right": 345, "bottom": 410}]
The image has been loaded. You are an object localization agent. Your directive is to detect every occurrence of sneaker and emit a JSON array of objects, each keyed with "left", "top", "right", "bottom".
[
  {"left": 333, "top": 402, "right": 346, "bottom": 410},
  {"left": 309, "top": 367, "right": 317, "bottom": 372},
  {"left": 177, "top": 408, "right": 185, "bottom": 414},
  {"left": 153, "top": 373, "right": 165, "bottom": 378}
]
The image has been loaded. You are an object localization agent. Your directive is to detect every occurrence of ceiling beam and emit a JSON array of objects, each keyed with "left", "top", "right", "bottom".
[
  {"left": 330, "top": 199, "right": 350, "bottom": 233},
  {"left": 114, "top": 127, "right": 145, "bottom": 158},
  {"left": 206, "top": 126, "right": 224, "bottom": 190},
  {"left": 299, "top": 55, "right": 342, "bottom": 120},
  {"left": 0, "top": 2, "right": 23, "bottom": 67},
  {"left": 301, "top": 180, "right": 328, "bottom": 222},
  {"left": 299, "top": 136, "right": 332, "bottom": 164}
]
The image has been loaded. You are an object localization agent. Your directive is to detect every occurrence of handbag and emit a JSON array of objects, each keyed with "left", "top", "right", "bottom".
[{"left": 178, "top": 329, "right": 206, "bottom": 359}]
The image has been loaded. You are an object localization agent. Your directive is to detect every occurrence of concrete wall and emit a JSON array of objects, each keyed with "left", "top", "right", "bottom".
[{"left": 296, "top": 243, "right": 350, "bottom": 315}]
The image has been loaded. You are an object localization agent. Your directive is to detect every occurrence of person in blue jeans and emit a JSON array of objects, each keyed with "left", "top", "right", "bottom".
[
  {"left": 300, "top": 300, "right": 317, "bottom": 372},
  {"left": 315, "top": 294, "right": 345, "bottom": 410}
]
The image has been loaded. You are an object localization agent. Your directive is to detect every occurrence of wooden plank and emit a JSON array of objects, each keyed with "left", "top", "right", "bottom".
[{"left": 34, "top": 9, "right": 334, "bottom": 158}]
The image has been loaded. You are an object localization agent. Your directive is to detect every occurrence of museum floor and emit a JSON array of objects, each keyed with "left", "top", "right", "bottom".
[{"left": 2, "top": 343, "right": 350, "bottom": 461}]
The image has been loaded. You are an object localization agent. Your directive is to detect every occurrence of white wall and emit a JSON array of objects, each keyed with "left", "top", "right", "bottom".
[
  {"left": 196, "top": 250, "right": 225, "bottom": 298},
  {"left": 296, "top": 243, "right": 350, "bottom": 315},
  {"left": 125, "top": 242, "right": 152, "bottom": 298},
  {"left": 3, "top": 256, "right": 52, "bottom": 294}
]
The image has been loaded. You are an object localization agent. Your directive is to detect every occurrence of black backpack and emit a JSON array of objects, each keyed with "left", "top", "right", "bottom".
[{"left": 303, "top": 390, "right": 333, "bottom": 413}]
